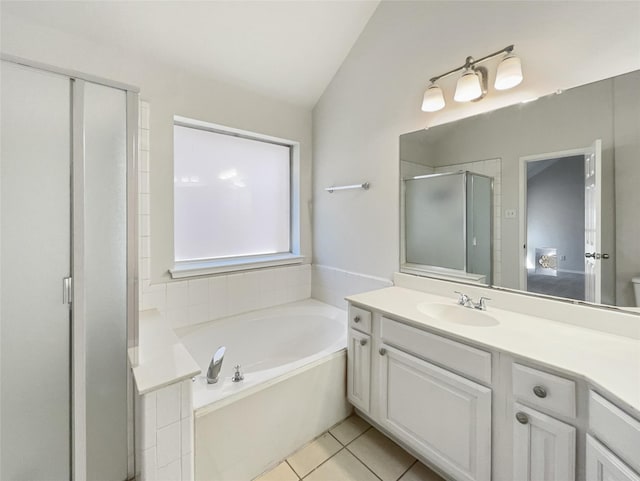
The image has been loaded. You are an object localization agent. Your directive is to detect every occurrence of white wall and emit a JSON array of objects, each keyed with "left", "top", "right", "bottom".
[
  {"left": 1, "top": 13, "right": 313, "bottom": 283},
  {"left": 312, "top": 1, "right": 640, "bottom": 283}
]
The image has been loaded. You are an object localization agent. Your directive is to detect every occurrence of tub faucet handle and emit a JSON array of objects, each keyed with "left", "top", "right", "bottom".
[{"left": 232, "top": 365, "right": 244, "bottom": 383}]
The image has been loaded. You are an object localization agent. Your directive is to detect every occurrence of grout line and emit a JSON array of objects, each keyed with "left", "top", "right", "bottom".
[
  {"left": 396, "top": 459, "right": 418, "bottom": 481},
  {"left": 284, "top": 459, "right": 302, "bottom": 481},
  {"left": 300, "top": 446, "right": 345, "bottom": 480},
  {"left": 343, "top": 446, "right": 385, "bottom": 481},
  {"left": 344, "top": 424, "right": 372, "bottom": 448},
  {"left": 327, "top": 430, "right": 344, "bottom": 447}
]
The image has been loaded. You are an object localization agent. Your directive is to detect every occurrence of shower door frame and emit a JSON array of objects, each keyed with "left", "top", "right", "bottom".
[{"left": 1, "top": 54, "right": 139, "bottom": 481}]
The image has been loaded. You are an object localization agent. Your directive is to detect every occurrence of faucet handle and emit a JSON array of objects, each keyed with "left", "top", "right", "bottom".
[
  {"left": 231, "top": 365, "right": 244, "bottom": 383},
  {"left": 474, "top": 297, "right": 491, "bottom": 310},
  {"left": 454, "top": 291, "right": 471, "bottom": 306}
]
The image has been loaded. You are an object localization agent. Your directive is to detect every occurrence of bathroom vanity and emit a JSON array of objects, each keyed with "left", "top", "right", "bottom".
[{"left": 346, "top": 275, "right": 640, "bottom": 481}]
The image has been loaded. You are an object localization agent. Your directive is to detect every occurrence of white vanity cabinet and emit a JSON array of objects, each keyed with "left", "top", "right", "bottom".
[
  {"left": 586, "top": 435, "right": 640, "bottom": 481},
  {"left": 347, "top": 305, "right": 372, "bottom": 413},
  {"left": 511, "top": 363, "right": 577, "bottom": 480},
  {"left": 588, "top": 391, "right": 640, "bottom": 479},
  {"left": 378, "top": 344, "right": 492, "bottom": 481},
  {"left": 345, "top": 295, "right": 640, "bottom": 481},
  {"left": 347, "top": 306, "right": 493, "bottom": 481},
  {"left": 512, "top": 403, "right": 576, "bottom": 481}
]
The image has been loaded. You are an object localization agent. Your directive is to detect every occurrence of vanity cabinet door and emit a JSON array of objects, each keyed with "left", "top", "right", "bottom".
[
  {"left": 512, "top": 403, "right": 576, "bottom": 481},
  {"left": 378, "top": 344, "right": 491, "bottom": 481},
  {"left": 347, "top": 329, "right": 371, "bottom": 413},
  {"left": 586, "top": 435, "right": 640, "bottom": 481}
]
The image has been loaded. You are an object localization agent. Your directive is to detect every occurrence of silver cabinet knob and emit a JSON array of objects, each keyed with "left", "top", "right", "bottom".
[
  {"left": 359, "top": 338, "right": 367, "bottom": 346},
  {"left": 515, "top": 412, "right": 529, "bottom": 424},
  {"left": 533, "top": 385, "right": 547, "bottom": 398},
  {"left": 354, "top": 316, "right": 361, "bottom": 323},
  {"left": 379, "top": 348, "right": 387, "bottom": 356}
]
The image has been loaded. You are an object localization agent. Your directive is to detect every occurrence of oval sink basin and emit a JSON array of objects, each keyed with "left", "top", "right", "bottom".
[{"left": 417, "top": 303, "right": 499, "bottom": 327}]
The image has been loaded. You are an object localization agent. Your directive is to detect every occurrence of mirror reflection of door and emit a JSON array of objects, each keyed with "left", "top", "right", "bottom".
[{"left": 521, "top": 140, "right": 602, "bottom": 302}]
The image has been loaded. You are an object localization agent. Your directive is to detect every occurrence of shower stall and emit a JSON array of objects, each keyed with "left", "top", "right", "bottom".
[
  {"left": 402, "top": 171, "right": 493, "bottom": 284},
  {"left": 1, "top": 57, "right": 138, "bottom": 480}
]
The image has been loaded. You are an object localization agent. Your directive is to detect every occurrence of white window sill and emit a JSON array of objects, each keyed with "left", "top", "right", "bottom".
[{"left": 169, "top": 253, "right": 304, "bottom": 279}]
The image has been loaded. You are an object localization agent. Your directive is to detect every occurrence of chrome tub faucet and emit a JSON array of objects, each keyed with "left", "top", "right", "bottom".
[{"left": 207, "top": 346, "right": 226, "bottom": 384}]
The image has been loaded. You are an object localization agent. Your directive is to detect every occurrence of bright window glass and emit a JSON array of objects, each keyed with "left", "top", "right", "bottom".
[{"left": 174, "top": 124, "right": 291, "bottom": 262}]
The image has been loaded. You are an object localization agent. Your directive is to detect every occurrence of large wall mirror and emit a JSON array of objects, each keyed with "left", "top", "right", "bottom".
[{"left": 400, "top": 69, "right": 640, "bottom": 312}]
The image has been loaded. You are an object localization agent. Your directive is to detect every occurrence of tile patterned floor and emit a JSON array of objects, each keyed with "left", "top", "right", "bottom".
[{"left": 254, "top": 415, "right": 445, "bottom": 481}]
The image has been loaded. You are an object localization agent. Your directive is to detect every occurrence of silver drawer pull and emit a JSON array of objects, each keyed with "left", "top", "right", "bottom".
[
  {"left": 379, "top": 348, "right": 387, "bottom": 356},
  {"left": 353, "top": 316, "right": 361, "bottom": 323},
  {"left": 515, "top": 412, "right": 529, "bottom": 424},
  {"left": 359, "top": 339, "right": 367, "bottom": 346},
  {"left": 533, "top": 385, "right": 547, "bottom": 398}
]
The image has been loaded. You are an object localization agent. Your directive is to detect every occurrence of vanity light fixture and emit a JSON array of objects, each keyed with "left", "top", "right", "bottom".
[
  {"left": 422, "top": 83, "right": 446, "bottom": 112},
  {"left": 421, "top": 45, "right": 523, "bottom": 112},
  {"left": 454, "top": 63, "right": 488, "bottom": 102}
]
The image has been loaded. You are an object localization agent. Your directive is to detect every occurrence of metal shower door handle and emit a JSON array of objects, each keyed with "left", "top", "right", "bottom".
[{"left": 62, "top": 277, "right": 72, "bottom": 304}]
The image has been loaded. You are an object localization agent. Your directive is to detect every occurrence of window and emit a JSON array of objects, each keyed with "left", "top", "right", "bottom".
[{"left": 171, "top": 117, "right": 301, "bottom": 277}]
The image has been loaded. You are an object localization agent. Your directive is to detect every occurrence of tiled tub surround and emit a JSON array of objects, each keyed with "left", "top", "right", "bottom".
[
  {"left": 138, "top": 380, "right": 194, "bottom": 481},
  {"left": 130, "top": 309, "right": 200, "bottom": 481},
  {"left": 131, "top": 300, "right": 351, "bottom": 481},
  {"left": 141, "top": 264, "right": 312, "bottom": 329},
  {"left": 179, "top": 300, "right": 351, "bottom": 480}
]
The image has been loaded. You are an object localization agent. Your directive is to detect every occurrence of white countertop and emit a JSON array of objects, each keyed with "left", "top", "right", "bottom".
[
  {"left": 347, "top": 286, "right": 640, "bottom": 416},
  {"left": 128, "top": 309, "right": 201, "bottom": 395}
]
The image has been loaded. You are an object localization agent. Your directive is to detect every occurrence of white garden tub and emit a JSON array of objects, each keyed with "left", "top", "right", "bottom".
[{"left": 177, "top": 299, "right": 350, "bottom": 481}]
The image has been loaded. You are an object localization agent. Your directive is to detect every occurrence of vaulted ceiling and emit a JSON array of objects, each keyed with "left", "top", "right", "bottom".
[{"left": 1, "top": 1, "right": 380, "bottom": 108}]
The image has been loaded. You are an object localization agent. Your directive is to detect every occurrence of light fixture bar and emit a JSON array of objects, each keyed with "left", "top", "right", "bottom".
[{"left": 429, "top": 45, "right": 514, "bottom": 84}]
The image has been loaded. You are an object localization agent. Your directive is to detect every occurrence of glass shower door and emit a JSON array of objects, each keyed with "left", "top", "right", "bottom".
[
  {"left": 405, "top": 173, "right": 466, "bottom": 270},
  {"left": 83, "top": 81, "right": 129, "bottom": 481},
  {"left": 1, "top": 61, "right": 72, "bottom": 480}
]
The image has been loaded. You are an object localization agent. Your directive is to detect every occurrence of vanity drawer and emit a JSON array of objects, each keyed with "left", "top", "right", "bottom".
[
  {"left": 589, "top": 391, "right": 640, "bottom": 473},
  {"left": 380, "top": 317, "right": 491, "bottom": 384},
  {"left": 349, "top": 304, "right": 372, "bottom": 334},
  {"left": 512, "top": 363, "right": 576, "bottom": 418}
]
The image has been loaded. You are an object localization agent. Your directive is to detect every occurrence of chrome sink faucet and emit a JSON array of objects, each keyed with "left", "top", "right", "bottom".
[
  {"left": 455, "top": 291, "right": 491, "bottom": 311},
  {"left": 207, "top": 346, "right": 226, "bottom": 384}
]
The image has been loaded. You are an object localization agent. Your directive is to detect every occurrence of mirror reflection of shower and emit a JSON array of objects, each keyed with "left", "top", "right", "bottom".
[{"left": 403, "top": 170, "right": 493, "bottom": 283}]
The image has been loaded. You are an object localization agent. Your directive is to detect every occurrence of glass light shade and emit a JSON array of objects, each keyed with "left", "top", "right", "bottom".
[
  {"left": 421, "top": 84, "right": 445, "bottom": 112},
  {"left": 454, "top": 70, "right": 482, "bottom": 102},
  {"left": 495, "top": 55, "right": 523, "bottom": 90}
]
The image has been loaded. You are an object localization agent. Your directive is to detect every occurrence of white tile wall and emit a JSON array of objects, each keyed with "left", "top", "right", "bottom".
[
  {"left": 138, "top": 378, "right": 193, "bottom": 481},
  {"left": 435, "top": 158, "right": 503, "bottom": 285},
  {"left": 311, "top": 265, "right": 393, "bottom": 309},
  {"left": 138, "top": 101, "right": 152, "bottom": 291},
  {"left": 141, "top": 265, "right": 311, "bottom": 329}
]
